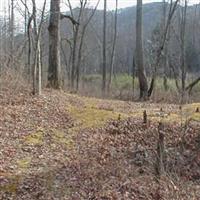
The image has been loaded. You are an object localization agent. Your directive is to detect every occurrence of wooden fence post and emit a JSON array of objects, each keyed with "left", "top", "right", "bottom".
[
  {"left": 156, "top": 122, "right": 165, "bottom": 177},
  {"left": 143, "top": 110, "right": 147, "bottom": 124}
]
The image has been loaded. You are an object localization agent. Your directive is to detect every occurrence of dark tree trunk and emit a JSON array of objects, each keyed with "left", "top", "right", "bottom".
[
  {"left": 102, "top": 0, "right": 107, "bottom": 96},
  {"left": 48, "top": 0, "right": 61, "bottom": 89},
  {"left": 108, "top": 0, "right": 118, "bottom": 93},
  {"left": 180, "top": 0, "right": 187, "bottom": 102},
  {"left": 136, "top": 0, "right": 148, "bottom": 100}
]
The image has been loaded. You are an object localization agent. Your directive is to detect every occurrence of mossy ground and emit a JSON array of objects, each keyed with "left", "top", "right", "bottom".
[
  {"left": 65, "top": 93, "right": 200, "bottom": 127},
  {"left": 24, "top": 130, "right": 44, "bottom": 145}
]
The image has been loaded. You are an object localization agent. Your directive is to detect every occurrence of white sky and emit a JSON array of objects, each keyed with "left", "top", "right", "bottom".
[
  {"left": 63, "top": 0, "right": 164, "bottom": 10},
  {"left": 0, "top": 0, "right": 199, "bottom": 30},
  {"left": 61, "top": 0, "right": 199, "bottom": 10},
  {"left": 0, "top": 0, "right": 199, "bottom": 15},
  {"left": 0, "top": 0, "right": 197, "bottom": 33},
  {"left": 42, "top": 0, "right": 199, "bottom": 11}
]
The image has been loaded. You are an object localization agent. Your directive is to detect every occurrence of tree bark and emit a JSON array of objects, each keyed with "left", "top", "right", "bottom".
[
  {"left": 162, "top": 0, "right": 169, "bottom": 91},
  {"left": 136, "top": 0, "right": 148, "bottom": 100},
  {"left": 180, "top": 0, "right": 187, "bottom": 102},
  {"left": 108, "top": 0, "right": 118, "bottom": 93},
  {"left": 48, "top": 0, "right": 61, "bottom": 89},
  {"left": 10, "top": 0, "right": 14, "bottom": 69},
  {"left": 102, "top": 0, "right": 107, "bottom": 97}
]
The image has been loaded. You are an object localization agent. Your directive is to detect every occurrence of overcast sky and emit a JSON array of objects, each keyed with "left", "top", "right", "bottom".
[
  {"left": 0, "top": 0, "right": 198, "bottom": 32},
  {"left": 0, "top": 0, "right": 199, "bottom": 16},
  {"left": 0, "top": 0, "right": 199, "bottom": 25},
  {"left": 63, "top": 0, "right": 199, "bottom": 10},
  {"left": 62, "top": 0, "right": 164, "bottom": 10},
  {"left": 46, "top": 0, "right": 199, "bottom": 10}
]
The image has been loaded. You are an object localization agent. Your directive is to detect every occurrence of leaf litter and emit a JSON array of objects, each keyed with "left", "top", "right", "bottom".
[{"left": 0, "top": 89, "right": 200, "bottom": 199}]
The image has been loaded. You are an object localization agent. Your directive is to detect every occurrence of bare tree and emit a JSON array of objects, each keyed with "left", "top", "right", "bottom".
[
  {"left": 9, "top": 0, "right": 15, "bottom": 68},
  {"left": 65, "top": 0, "right": 89, "bottom": 91},
  {"left": 69, "top": 0, "right": 84, "bottom": 90},
  {"left": 102, "top": 0, "right": 107, "bottom": 96},
  {"left": 33, "top": 0, "right": 46, "bottom": 95},
  {"left": 76, "top": 0, "right": 100, "bottom": 91},
  {"left": 162, "top": 0, "right": 169, "bottom": 91},
  {"left": 180, "top": 0, "right": 187, "bottom": 102},
  {"left": 27, "top": 0, "right": 46, "bottom": 95},
  {"left": 61, "top": 38, "right": 72, "bottom": 87},
  {"left": 148, "top": 0, "right": 180, "bottom": 97},
  {"left": 24, "top": 0, "right": 28, "bottom": 35},
  {"left": 135, "top": 0, "right": 148, "bottom": 100},
  {"left": 27, "top": 4, "right": 33, "bottom": 83},
  {"left": 107, "top": 0, "right": 118, "bottom": 92},
  {"left": 48, "top": 0, "right": 61, "bottom": 89}
]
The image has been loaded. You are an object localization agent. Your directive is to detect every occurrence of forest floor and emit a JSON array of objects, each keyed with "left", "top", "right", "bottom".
[{"left": 0, "top": 89, "right": 200, "bottom": 199}]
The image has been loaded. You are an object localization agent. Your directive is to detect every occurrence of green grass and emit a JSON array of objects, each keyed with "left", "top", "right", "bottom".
[{"left": 81, "top": 74, "right": 200, "bottom": 101}]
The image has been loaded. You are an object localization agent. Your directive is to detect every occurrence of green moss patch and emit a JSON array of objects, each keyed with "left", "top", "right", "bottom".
[
  {"left": 51, "top": 129, "right": 75, "bottom": 149},
  {"left": 24, "top": 130, "right": 44, "bottom": 145},
  {"left": 17, "top": 157, "right": 32, "bottom": 169}
]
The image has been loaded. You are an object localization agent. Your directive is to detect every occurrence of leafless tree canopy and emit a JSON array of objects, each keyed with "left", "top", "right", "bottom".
[{"left": 0, "top": 0, "right": 199, "bottom": 101}]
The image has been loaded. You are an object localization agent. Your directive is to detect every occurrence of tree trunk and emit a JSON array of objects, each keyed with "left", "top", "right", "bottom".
[
  {"left": 32, "top": 0, "right": 46, "bottom": 95},
  {"left": 136, "top": 0, "right": 148, "bottom": 100},
  {"left": 48, "top": 0, "right": 61, "bottom": 89},
  {"left": 76, "top": 0, "right": 100, "bottom": 92},
  {"left": 10, "top": 0, "right": 14, "bottom": 69},
  {"left": 108, "top": 0, "right": 118, "bottom": 93},
  {"left": 68, "top": 0, "right": 84, "bottom": 91},
  {"left": 102, "top": 0, "right": 107, "bottom": 97},
  {"left": 162, "top": 0, "right": 169, "bottom": 91},
  {"left": 32, "top": 0, "right": 37, "bottom": 95},
  {"left": 71, "top": 26, "right": 79, "bottom": 90},
  {"left": 180, "top": 0, "right": 187, "bottom": 102},
  {"left": 148, "top": 0, "right": 179, "bottom": 98},
  {"left": 132, "top": 56, "right": 136, "bottom": 99}
]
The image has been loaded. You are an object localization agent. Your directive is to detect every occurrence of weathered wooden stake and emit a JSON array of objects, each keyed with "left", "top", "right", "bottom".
[
  {"left": 156, "top": 122, "right": 165, "bottom": 177},
  {"left": 143, "top": 110, "right": 147, "bottom": 124}
]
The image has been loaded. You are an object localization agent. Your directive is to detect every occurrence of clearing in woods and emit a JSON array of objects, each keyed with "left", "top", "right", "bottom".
[{"left": 0, "top": 90, "right": 200, "bottom": 199}]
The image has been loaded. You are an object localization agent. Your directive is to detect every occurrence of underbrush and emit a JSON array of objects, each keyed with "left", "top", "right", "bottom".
[
  {"left": 0, "top": 68, "right": 31, "bottom": 105},
  {"left": 1, "top": 71, "right": 199, "bottom": 104},
  {"left": 80, "top": 74, "right": 200, "bottom": 103}
]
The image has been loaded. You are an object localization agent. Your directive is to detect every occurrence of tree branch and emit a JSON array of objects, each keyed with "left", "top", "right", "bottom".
[
  {"left": 186, "top": 76, "right": 200, "bottom": 93},
  {"left": 60, "top": 14, "right": 79, "bottom": 25}
]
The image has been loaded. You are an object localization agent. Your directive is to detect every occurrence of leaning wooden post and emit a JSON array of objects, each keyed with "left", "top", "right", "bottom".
[{"left": 156, "top": 122, "right": 165, "bottom": 177}]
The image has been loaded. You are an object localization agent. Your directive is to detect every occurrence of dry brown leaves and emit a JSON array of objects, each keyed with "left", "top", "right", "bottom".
[{"left": 0, "top": 89, "right": 200, "bottom": 200}]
